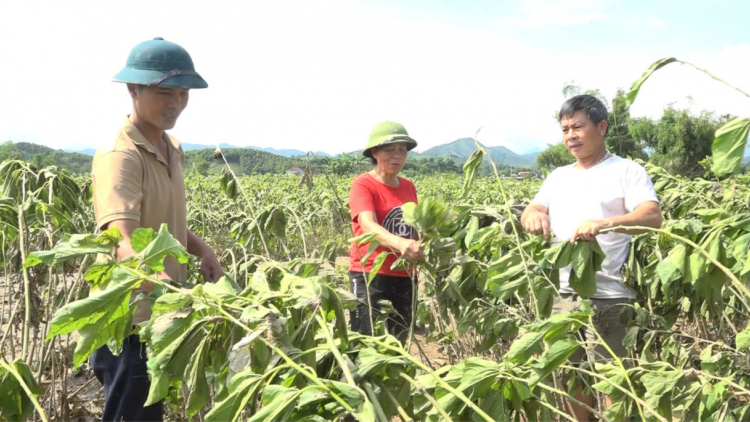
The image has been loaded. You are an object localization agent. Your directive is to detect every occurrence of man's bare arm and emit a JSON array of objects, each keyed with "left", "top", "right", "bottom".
[
  {"left": 187, "top": 230, "right": 224, "bottom": 282},
  {"left": 571, "top": 201, "right": 662, "bottom": 242}
]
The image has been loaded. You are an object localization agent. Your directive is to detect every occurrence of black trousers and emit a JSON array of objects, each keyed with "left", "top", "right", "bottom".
[
  {"left": 349, "top": 272, "right": 414, "bottom": 342},
  {"left": 90, "top": 334, "right": 163, "bottom": 422}
]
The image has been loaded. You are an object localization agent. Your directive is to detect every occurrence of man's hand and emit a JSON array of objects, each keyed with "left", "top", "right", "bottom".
[
  {"left": 200, "top": 251, "right": 224, "bottom": 282},
  {"left": 571, "top": 219, "right": 612, "bottom": 242},
  {"left": 523, "top": 211, "right": 551, "bottom": 238},
  {"left": 398, "top": 239, "right": 425, "bottom": 261}
]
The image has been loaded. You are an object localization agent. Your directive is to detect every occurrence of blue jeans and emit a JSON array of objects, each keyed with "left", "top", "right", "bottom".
[{"left": 90, "top": 334, "right": 163, "bottom": 422}]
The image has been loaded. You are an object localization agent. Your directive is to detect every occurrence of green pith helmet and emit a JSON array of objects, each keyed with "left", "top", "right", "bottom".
[
  {"left": 112, "top": 37, "right": 208, "bottom": 89},
  {"left": 363, "top": 121, "right": 417, "bottom": 158}
]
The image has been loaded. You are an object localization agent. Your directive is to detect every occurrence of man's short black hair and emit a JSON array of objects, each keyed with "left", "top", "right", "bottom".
[{"left": 559, "top": 94, "right": 608, "bottom": 126}]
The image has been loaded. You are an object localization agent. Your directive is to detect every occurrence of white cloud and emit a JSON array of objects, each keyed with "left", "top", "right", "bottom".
[
  {"left": 623, "top": 18, "right": 665, "bottom": 28},
  {"left": 499, "top": 0, "right": 610, "bottom": 28}
]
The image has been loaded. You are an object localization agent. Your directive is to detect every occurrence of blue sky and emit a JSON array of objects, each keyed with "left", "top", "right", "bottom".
[{"left": 0, "top": 0, "right": 748, "bottom": 156}]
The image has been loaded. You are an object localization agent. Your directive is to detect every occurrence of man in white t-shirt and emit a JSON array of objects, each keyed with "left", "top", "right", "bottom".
[{"left": 521, "top": 95, "right": 662, "bottom": 421}]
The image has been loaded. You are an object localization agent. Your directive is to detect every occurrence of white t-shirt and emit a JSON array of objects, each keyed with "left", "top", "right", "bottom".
[{"left": 532, "top": 155, "right": 659, "bottom": 299}]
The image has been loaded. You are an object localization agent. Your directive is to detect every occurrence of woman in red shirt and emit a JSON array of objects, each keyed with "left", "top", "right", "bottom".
[{"left": 349, "top": 121, "right": 424, "bottom": 342}]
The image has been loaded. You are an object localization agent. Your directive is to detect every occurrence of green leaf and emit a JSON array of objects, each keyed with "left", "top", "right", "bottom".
[
  {"left": 73, "top": 295, "right": 135, "bottom": 368},
  {"left": 736, "top": 326, "right": 750, "bottom": 351},
  {"left": 145, "top": 318, "right": 211, "bottom": 406},
  {"left": 130, "top": 227, "right": 156, "bottom": 253},
  {"left": 641, "top": 370, "right": 683, "bottom": 398},
  {"left": 571, "top": 241, "right": 592, "bottom": 276},
  {"left": 461, "top": 149, "right": 484, "bottom": 200},
  {"left": 625, "top": 57, "right": 677, "bottom": 107},
  {"left": 505, "top": 331, "right": 545, "bottom": 364},
  {"left": 368, "top": 253, "right": 387, "bottom": 285},
  {"left": 247, "top": 385, "right": 301, "bottom": 422},
  {"left": 711, "top": 117, "right": 750, "bottom": 177},
  {"left": 656, "top": 243, "right": 686, "bottom": 285},
  {"left": 528, "top": 336, "right": 579, "bottom": 385},
  {"left": 0, "top": 359, "right": 44, "bottom": 421},
  {"left": 464, "top": 216, "right": 479, "bottom": 249},
  {"left": 185, "top": 337, "right": 210, "bottom": 419},
  {"left": 349, "top": 232, "right": 378, "bottom": 245},
  {"left": 205, "top": 370, "right": 263, "bottom": 422},
  {"left": 46, "top": 267, "right": 141, "bottom": 340},
  {"left": 24, "top": 229, "right": 121, "bottom": 268},
  {"left": 137, "top": 223, "right": 190, "bottom": 272}
]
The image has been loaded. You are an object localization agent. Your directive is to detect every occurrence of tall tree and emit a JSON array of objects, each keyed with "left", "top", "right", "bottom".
[
  {"left": 536, "top": 143, "right": 575, "bottom": 171},
  {"left": 607, "top": 89, "right": 647, "bottom": 159},
  {"left": 630, "top": 107, "right": 726, "bottom": 178}
]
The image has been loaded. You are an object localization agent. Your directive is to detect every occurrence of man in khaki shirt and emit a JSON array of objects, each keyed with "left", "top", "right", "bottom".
[{"left": 90, "top": 37, "right": 222, "bottom": 422}]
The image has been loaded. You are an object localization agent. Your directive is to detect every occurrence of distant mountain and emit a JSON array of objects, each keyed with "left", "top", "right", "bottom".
[
  {"left": 248, "top": 146, "right": 331, "bottom": 158},
  {"left": 422, "top": 138, "right": 536, "bottom": 168},
  {"left": 64, "top": 148, "right": 97, "bottom": 156},
  {"left": 11, "top": 142, "right": 93, "bottom": 173},
  {"left": 178, "top": 143, "right": 332, "bottom": 157}
]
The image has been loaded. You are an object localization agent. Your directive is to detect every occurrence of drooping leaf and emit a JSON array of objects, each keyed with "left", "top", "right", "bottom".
[
  {"left": 145, "top": 317, "right": 212, "bottom": 406},
  {"left": 528, "top": 336, "right": 580, "bottom": 385},
  {"left": 461, "top": 149, "right": 484, "bottom": 200},
  {"left": 136, "top": 223, "right": 190, "bottom": 272},
  {"left": 205, "top": 370, "right": 263, "bottom": 422},
  {"left": 625, "top": 57, "right": 677, "bottom": 107},
  {"left": 505, "top": 331, "right": 545, "bottom": 364},
  {"left": 247, "top": 385, "right": 301, "bottom": 422},
  {"left": 185, "top": 337, "right": 211, "bottom": 419},
  {"left": 46, "top": 267, "right": 142, "bottom": 340},
  {"left": 711, "top": 117, "right": 750, "bottom": 177},
  {"left": 24, "top": 227, "right": 122, "bottom": 268}
]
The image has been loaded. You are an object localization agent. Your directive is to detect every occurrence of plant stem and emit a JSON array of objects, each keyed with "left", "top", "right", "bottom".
[
  {"left": 363, "top": 381, "right": 389, "bottom": 422},
  {"left": 18, "top": 205, "right": 32, "bottom": 361},
  {"left": 315, "top": 312, "right": 356, "bottom": 386},
  {"left": 399, "top": 372, "right": 454, "bottom": 422},
  {"left": 374, "top": 378, "right": 413, "bottom": 422}
]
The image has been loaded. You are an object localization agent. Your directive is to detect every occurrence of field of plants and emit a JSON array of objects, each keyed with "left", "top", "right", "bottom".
[{"left": 1, "top": 59, "right": 750, "bottom": 422}]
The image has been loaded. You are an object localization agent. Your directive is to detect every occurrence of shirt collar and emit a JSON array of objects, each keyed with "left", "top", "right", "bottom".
[{"left": 121, "top": 116, "right": 183, "bottom": 165}]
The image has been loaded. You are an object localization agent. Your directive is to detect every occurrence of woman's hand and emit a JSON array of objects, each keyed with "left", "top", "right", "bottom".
[{"left": 398, "top": 238, "right": 424, "bottom": 261}]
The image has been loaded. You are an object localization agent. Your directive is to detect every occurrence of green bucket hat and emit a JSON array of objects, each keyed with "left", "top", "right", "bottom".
[
  {"left": 113, "top": 37, "right": 208, "bottom": 89},
  {"left": 363, "top": 121, "right": 418, "bottom": 158}
]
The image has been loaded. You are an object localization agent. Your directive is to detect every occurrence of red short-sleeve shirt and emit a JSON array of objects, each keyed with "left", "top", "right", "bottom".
[{"left": 348, "top": 173, "right": 418, "bottom": 277}]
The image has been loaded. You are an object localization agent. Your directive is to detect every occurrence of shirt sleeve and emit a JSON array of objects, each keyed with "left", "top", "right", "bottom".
[
  {"left": 349, "top": 177, "right": 375, "bottom": 223},
  {"left": 92, "top": 150, "right": 143, "bottom": 230},
  {"left": 532, "top": 172, "right": 555, "bottom": 208},
  {"left": 624, "top": 162, "right": 659, "bottom": 212}
]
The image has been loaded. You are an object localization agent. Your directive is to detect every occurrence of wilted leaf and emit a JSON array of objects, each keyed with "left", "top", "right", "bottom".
[
  {"left": 625, "top": 57, "right": 677, "bottom": 107},
  {"left": 711, "top": 117, "right": 750, "bottom": 177}
]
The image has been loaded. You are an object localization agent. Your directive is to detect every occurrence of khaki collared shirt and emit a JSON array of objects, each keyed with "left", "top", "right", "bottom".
[{"left": 92, "top": 116, "right": 188, "bottom": 324}]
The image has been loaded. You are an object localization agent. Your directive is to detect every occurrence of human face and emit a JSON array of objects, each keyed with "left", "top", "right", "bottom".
[
  {"left": 129, "top": 85, "right": 190, "bottom": 130},
  {"left": 372, "top": 143, "right": 408, "bottom": 176},
  {"left": 560, "top": 110, "right": 607, "bottom": 161}
]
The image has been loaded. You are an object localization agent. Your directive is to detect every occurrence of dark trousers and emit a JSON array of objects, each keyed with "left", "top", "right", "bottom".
[
  {"left": 349, "top": 272, "right": 414, "bottom": 342},
  {"left": 90, "top": 334, "right": 163, "bottom": 422}
]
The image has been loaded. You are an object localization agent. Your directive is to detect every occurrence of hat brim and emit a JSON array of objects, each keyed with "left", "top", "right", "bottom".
[
  {"left": 363, "top": 136, "right": 417, "bottom": 158},
  {"left": 113, "top": 68, "right": 208, "bottom": 89}
]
